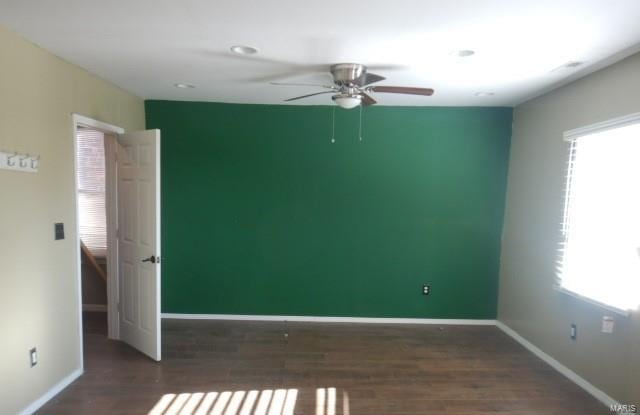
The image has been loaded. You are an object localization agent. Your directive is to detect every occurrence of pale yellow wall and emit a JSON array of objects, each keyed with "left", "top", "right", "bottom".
[
  {"left": 499, "top": 52, "right": 640, "bottom": 404},
  {"left": 0, "top": 25, "right": 144, "bottom": 414}
]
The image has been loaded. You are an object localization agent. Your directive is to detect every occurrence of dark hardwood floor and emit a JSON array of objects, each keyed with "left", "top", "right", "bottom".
[{"left": 38, "top": 315, "right": 607, "bottom": 414}]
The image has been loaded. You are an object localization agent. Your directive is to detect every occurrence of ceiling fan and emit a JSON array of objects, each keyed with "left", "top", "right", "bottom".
[{"left": 273, "top": 63, "right": 434, "bottom": 109}]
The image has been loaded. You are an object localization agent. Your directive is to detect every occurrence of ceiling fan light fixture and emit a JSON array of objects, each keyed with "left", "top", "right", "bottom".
[
  {"left": 174, "top": 83, "right": 195, "bottom": 89},
  {"left": 230, "top": 45, "right": 258, "bottom": 55},
  {"left": 332, "top": 94, "right": 362, "bottom": 109}
]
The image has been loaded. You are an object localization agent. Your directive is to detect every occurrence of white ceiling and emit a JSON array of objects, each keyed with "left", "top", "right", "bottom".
[{"left": 1, "top": 0, "right": 640, "bottom": 106}]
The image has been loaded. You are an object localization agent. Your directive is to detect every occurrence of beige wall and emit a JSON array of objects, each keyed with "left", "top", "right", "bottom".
[
  {"left": 499, "top": 52, "right": 640, "bottom": 404},
  {"left": 0, "top": 25, "right": 144, "bottom": 414}
]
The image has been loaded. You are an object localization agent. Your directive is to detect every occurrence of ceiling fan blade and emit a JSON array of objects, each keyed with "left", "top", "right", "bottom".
[
  {"left": 366, "top": 64, "right": 407, "bottom": 71},
  {"left": 361, "top": 92, "right": 377, "bottom": 106},
  {"left": 199, "top": 51, "right": 331, "bottom": 82},
  {"left": 247, "top": 69, "right": 332, "bottom": 83},
  {"left": 355, "top": 72, "right": 386, "bottom": 86},
  {"left": 203, "top": 50, "right": 330, "bottom": 72},
  {"left": 248, "top": 72, "right": 319, "bottom": 83},
  {"left": 368, "top": 86, "right": 434, "bottom": 96},
  {"left": 284, "top": 91, "right": 335, "bottom": 102},
  {"left": 271, "top": 82, "right": 337, "bottom": 90}
]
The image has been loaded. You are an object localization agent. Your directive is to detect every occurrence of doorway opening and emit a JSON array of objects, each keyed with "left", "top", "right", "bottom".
[
  {"left": 72, "top": 114, "right": 162, "bottom": 365},
  {"left": 73, "top": 116, "right": 123, "bottom": 353},
  {"left": 76, "top": 127, "right": 111, "bottom": 339}
]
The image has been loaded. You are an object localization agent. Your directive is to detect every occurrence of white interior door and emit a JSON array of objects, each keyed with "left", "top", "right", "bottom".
[{"left": 117, "top": 129, "right": 161, "bottom": 361}]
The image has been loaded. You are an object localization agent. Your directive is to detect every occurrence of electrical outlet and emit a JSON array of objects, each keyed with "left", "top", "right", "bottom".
[
  {"left": 422, "top": 284, "right": 431, "bottom": 296},
  {"left": 570, "top": 324, "right": 577, "bottom": 340},
  {"left": 29, "top": 347, "right": 37, "bottom": 367}
]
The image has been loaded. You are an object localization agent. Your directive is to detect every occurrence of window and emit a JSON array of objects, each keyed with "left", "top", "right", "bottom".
[
  {"left": 560, "top": 114, "right": 640, "bottom": 312},
  {"left": 76, "top": 129, "right": 107, "bottom": 258}
]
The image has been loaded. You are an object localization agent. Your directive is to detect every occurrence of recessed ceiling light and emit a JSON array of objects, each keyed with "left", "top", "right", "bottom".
[
  {"left": 174, "top": 83, "right": 195, "bottom": 89},
  {"left": 230, "top": 45, "right": 258, "bottom": 55},
  {"left": 474, "top": 92, "right": 495, "bottom": 97},
  {"left": 453, "top": 50, "right": 475, "bottom": 57}
]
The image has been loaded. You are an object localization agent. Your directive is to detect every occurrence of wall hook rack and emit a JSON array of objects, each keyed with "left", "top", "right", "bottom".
[{"left": 0, "top": 151, "right": 40, "bottom": 173}]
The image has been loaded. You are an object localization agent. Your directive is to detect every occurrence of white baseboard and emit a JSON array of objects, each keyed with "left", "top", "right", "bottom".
[
  {"left": 162, "top": 313, "right": 497, "bottom": 325},
  {"left": 496, "top": 321, "right": 621, "bottom": 410},
  {"left": 19, "top": 368, "right": 82, "bottom": 415}
]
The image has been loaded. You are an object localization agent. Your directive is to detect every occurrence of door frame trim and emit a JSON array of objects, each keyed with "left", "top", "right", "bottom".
[{"left": 72, "top": 114, "right": 124, "bottom": 369}]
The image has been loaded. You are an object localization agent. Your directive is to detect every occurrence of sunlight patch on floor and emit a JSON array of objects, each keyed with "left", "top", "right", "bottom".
[
  {"left": 148, "top": 388, "right": 298, "bottom": 415},
  {"left": 148, "top": 387, "right": 348, "bottom": 415},
  {"left": 316, "top": 388, "right": 342, "bottom": 415}
]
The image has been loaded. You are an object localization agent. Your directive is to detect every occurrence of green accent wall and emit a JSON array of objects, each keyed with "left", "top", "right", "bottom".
[{"left": 146, "top": 100, "right": 512, "bottom": 318}]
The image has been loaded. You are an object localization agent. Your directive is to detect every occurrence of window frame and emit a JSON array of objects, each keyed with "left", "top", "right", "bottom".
[{"left": 557, "top": 112, "right": 640, "bottom": 317}]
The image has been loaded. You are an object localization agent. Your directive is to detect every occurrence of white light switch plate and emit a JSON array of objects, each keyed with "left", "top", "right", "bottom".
[{"left": 602, "top": 316, "right": 614, "bottom": 334}]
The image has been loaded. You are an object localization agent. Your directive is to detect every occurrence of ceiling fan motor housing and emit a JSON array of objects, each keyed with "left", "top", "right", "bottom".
[{"left": 330, "top": 63, "right": 366, "bottom": 86}]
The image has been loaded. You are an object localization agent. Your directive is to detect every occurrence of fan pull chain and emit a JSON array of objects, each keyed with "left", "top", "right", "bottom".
[
  {"left": 358, "top": 105, "right": 363, "bottom": 142},
  {"left": 330, "top": 106, "right": 336, "bottom": 143}
]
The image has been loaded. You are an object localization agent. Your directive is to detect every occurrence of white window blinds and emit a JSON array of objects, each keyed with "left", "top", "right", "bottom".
[
  {"left": 76, "top": 129, "right": 107, "bottom": 258},
  {"left": 560, "top": 117, "right": 640, "bottom": 312}
]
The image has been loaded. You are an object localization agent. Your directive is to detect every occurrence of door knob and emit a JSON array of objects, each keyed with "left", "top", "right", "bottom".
[{"left": 142, "top": 255, "right": 158, "bottom": 264}]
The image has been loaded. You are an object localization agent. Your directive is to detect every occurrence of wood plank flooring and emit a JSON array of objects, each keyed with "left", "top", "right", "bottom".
[{"left": 38, "top": 314, "right": 607, "bottom": 414}]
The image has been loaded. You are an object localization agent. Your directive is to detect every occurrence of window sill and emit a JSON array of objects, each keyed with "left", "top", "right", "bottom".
[{"left": 554, "top": 286, "right": 631, "bottom": 317}]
